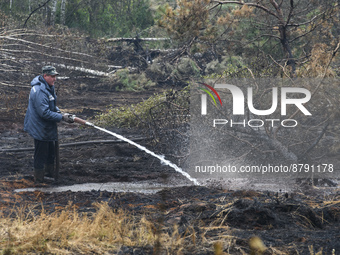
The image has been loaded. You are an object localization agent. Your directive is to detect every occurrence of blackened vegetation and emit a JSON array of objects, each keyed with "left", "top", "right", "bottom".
[{"left": 1, "top": 178, "right": 340, "bottom": 254}]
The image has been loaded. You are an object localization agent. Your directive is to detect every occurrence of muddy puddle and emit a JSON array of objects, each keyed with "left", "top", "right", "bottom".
[
  {"left": 14, "top": 181, "right": 185, "bottom": 194},
  {"left": 13, "top": 177, "right": 340, "bottom": 195}
]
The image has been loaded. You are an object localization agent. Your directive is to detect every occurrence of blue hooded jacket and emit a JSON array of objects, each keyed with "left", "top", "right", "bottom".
[{"left": 24, "top": 75, "right": 63, "bottom": 141}]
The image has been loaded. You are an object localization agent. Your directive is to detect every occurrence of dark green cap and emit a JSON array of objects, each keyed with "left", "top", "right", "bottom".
[{"left": 42, "top": 66, "right": 59, "bottom": 75}]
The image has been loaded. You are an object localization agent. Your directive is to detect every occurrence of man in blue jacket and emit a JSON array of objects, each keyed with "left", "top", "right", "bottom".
[{"left": 24, "top": 66, "right": 73, "bottom": 183}]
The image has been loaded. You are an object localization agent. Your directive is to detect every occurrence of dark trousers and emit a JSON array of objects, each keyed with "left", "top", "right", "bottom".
[{"left": 34, "top": 139, "right": 55, "bottom": 169}]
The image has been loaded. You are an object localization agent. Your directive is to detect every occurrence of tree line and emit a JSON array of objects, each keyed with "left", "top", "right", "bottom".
[
  {"left": 0, "top": 0, "right": 154, "bottom": 37},
  {"left": 2, "top": 0, "right": 338, "bottom": 72}
]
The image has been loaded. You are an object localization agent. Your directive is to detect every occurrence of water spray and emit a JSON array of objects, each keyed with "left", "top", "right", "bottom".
[{"left": 69, "top": 115, "right": 200, "bottom": 186}]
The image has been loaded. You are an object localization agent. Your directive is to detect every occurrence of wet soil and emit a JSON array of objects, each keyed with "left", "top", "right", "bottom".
[{"left": 1, "top": 78, "right": 340, "bottom": 254}]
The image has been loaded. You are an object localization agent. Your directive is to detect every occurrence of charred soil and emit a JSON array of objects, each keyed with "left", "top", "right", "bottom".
[{"left": 1, "top": 78, "right": 340, "bottom": 254}]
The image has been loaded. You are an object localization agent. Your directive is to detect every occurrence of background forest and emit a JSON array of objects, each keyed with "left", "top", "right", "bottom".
[{"left": 1, "top": 0, "right": 339, "bottom": 70}]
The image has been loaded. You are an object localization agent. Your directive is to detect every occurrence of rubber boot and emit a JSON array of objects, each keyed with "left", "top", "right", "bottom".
[
  {"left": 34, "top": 168, "right": 45, "bottom": 183},
  {"left": 45, "top": 164, "right": 55, "bottom": 178}
]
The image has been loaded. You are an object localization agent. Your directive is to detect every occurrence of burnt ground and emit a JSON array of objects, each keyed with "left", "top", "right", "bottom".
[{"left": 1, "top": 77, "right": 340, "bottom": 254}]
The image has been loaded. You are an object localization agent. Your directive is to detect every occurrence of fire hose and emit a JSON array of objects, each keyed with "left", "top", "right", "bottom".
[{"left": 68, "top": 115, "right": 95, "bottom": 127}]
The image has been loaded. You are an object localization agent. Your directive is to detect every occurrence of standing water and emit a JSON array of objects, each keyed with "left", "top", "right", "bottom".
[{"left": 94, "top": 126, "right": 200, "bottom": 186}]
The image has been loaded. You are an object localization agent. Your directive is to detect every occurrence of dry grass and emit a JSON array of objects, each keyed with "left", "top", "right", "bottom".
[
  {"left": 0, "top": 202, "right": 168, "bottom": 254},
  {"left": 0, "top": 199, "right": 335, "bottom": 254},
  {"left": 0, "top": 202, "right": 232, "bottom": 255}
]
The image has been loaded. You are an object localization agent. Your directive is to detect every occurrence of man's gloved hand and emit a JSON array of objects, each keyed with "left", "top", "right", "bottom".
[{"left": 62, "top": 113, "right": 74, "bottom": 123}]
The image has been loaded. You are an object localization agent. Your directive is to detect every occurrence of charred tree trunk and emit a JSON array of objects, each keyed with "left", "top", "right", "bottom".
[{"left": 279, "top": 25, "right": 296, "bottom": 75}]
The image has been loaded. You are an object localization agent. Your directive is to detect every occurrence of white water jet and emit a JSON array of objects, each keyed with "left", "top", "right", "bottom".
[{"left": 94, "top": 126, "right": 200, "bottom": 186}]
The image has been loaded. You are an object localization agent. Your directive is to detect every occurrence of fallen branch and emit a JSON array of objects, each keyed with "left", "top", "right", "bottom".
[
  {"left": 0, "top": 48, "right": 94, "bottom": 65},
  {"left": 49, "top": 63, "right": 115, "bottom": 77},
  {"left": 0, "top": 82, "right": 29, "bottom": 88},
  {"left": 0, "top": 35, "right": 96, "bottom": 58},
  {"left": 104, "top": 37, "right": 170, "bottom": 43}
]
